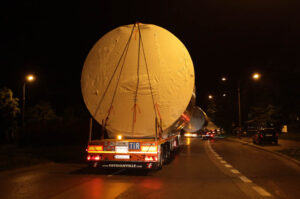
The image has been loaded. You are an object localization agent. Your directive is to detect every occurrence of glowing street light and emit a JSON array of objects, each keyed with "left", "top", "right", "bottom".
[
  {"left": 26, "top": 75, "right": 35, "bottom": 82},
  {"left": 22, "top": 74, "right": 36, "bottom": 126},
  {"left": 208, "top": 95, "right": 213, "bottom": 99},
  {"left": 252, "top": 73, "right": 261, "bottom": 80},
  {"left": 220, "top": 73, "right": 262, "bottom": 129},
  {"left": 237, "top": 72, "right": 262, "bottom": 127}
]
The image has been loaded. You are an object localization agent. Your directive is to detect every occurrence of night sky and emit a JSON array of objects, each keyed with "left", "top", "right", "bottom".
[{"left": 1, "top": 0, "right": 299, "bottom": 114}]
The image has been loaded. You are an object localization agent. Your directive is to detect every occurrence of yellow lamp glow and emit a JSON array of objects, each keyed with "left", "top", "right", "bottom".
[
  {"left": 26, "top": 75, "right": 35, "bottom": 82},
  {"left": 252, "top": 73, "right": 261, "bottom": 80},
  {"left": 117, "top": 135, "right": 122, "bottom": 140}
]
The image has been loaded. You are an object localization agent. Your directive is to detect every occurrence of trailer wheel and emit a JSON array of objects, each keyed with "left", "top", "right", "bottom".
[
  {"left": 156, "top": 147, "right": 164, "bottom": 170},
  {"left": 164, "top": 143, "right": 171, "bottom": 164}
]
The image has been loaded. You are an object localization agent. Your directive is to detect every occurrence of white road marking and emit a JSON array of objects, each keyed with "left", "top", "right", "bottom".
[
  {"left": 230, "top": 169, "right": 240, "bottom": 174},
  {"left": 252, "top": 186, "right": 272, "bottom": 197},
  {"left": 208, "top": 139, "right": 272, "bottom": 198},
  {"left": 239, "top": 176, "right": 252, "bottom": 183},
  {"left": 224, "top": 164, "right": 232, "bottom": 168}
]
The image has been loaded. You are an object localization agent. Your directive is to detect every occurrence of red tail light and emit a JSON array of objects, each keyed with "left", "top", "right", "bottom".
[
  {"left": 94, "top": 155, "right": 100, "bottom": 161},
  {"left": 87, "top": 155, "right": 91, "bottom": 161},
  {"left": 145, "top": 156, "right": 153, "bottom": 161},
  {"left": 145, "top": 156, "right": 158, "bottom": 161},
  {"left": 210, "top": 134, "right": 214, "bottom": 137},
  {"left": 260, "top": 134, "right": 263, "bottom": 138},
  {"left": 87, "top": 154, "right": 101, "bottom": 161}
]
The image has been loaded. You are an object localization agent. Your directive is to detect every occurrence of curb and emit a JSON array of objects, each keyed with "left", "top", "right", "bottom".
[{"left": 227, "top": 137, "right": 300, "bottom": 167}]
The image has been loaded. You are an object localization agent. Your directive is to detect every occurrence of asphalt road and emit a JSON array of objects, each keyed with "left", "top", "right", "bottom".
[{"left": 1, "top": 138, "right": 299, "bottom": 199}]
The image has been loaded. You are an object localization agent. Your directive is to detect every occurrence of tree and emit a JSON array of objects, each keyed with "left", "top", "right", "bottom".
[
  {"left": 27, "top": 101, "right": 58, "bottom": 123},
  {"left": 0, "top": 87, "right": 20, "bottom": 142},
  {"left": 248, "top": 104, "right": 281, "bottom": 127}
]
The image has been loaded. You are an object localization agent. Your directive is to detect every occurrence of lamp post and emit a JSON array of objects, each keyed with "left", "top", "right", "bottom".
[
  {"left": 237, "top": 80, "right": 242, "bottom": 127},
  {"left": 22, "top": 74, "right": 35, "bottom": 126},
  {"left": 221, "top": 73, "right": 261, "bottom": 129}
]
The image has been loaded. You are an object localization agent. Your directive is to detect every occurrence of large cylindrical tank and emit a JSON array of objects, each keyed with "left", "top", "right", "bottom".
[
  {"left": 81, "top": 23, "right": 195, "bottom": 138},
  {"left": 183, "top": 106, "right": 207, "bottom": 133}
]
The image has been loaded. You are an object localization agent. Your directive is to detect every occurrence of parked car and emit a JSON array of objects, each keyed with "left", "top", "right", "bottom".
[{"left": 252, "top": 128, "right": 278, "bottom": 145}]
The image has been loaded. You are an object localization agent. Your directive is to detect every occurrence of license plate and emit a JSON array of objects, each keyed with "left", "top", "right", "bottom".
[
  {"left": 114, "top": 155, "right": 130, "bottom": 159},
  {"left": 116, "top": 146, "right": 128, "bottom": 153},
  {"left": 116, "top": 142, "right": 128, "bottom": 153},
  {"left": 129, "top": 142, "right": 140, "bottom": 150},
  {"left": 265, "top": 134, "right": 273, "bottom": 137}
]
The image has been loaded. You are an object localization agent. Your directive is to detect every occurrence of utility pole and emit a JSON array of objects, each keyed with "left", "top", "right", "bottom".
[
  {"left": 22, "top": 83, "right": 26, "bottom": 126},
  {"left": 237, "top": 80, "right": 242, "bottom": 128},
  {"left": 22, "top": 74, "right": 35, "bottom": 126}
]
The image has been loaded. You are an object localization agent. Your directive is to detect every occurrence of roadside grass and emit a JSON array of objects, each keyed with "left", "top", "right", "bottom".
[
  {"left": 0, "top": 144, "right": 86, "bottom": 171},
  {"left": 278, "top": 148, "right": 300, "bottom": 161},
  {"left": 27, "top": 145, "right": 87, "bottom": 163},
  {"left": 0, "top": 145, "right": 49, "bottom": 171}
]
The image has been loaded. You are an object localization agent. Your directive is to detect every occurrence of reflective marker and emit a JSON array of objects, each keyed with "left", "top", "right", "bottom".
[
  {"left": 252, "top": 186, "right": 272, "bottom": 197},
  {"left": 239, "top": 176, "right": 252, "bottom": 183},
  {"left": 230, "top": 169, "right": 240, "bottom": 174}
]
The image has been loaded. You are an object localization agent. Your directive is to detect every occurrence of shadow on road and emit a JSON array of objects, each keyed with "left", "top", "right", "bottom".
[{"left": 71, "top": 166, "right": 152, "bottom": 176}]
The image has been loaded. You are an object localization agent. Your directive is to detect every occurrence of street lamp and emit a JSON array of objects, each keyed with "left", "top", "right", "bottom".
[
  {"left": 237, "top": 80, "right": 242, "bottom": 127},
  {"left": 221, "top": 73, "right": 261, "bottom": 129},
  {"left": 22, "top": 74, "right": 35, "bottom": 126},
  {"left": 252, "top": 72, "right": 261, "bottom": 80},
  {"left": 208, "top": 95, "right": 213, "bottom": 99},
  {"left": 237, "top": 73, "right": 261, "bottom": 128},
  {"left": 26, "top": 75, "right": 35, "bottom": 81}
]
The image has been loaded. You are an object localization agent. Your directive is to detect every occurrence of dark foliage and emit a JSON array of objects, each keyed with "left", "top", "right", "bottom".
[{"left": 0, "top": 87, "right": 20, "bottom": 142}]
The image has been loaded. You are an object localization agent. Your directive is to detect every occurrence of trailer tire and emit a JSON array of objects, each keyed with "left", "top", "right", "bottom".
[
  {"left": 156, "top": 147, "right": 164, "bottom": 170},
  {"left": 164, "top": 143, "right": 171, "bottom": 164}
]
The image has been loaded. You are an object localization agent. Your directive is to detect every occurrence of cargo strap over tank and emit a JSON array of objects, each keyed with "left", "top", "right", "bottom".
[{"left": 93, "top": 23, "right": 163, "bottom": 139}]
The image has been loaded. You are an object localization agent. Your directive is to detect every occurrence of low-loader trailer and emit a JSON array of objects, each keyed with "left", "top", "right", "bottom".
[{"left": 81, "top": 23, "right": 205, "bottom": 169}]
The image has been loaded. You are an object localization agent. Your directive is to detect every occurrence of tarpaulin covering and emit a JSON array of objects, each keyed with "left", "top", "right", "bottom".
[{"left": 81, "top": 24, "right": 194, "bottom": 138}]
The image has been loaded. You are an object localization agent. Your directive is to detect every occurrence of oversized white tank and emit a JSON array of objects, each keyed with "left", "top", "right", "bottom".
[
  {"left": 81, "top": 23, "right": 195, "bottom": 138},
  {"left": 183, "top": 106, "right": 207, "bottom": 133}
]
